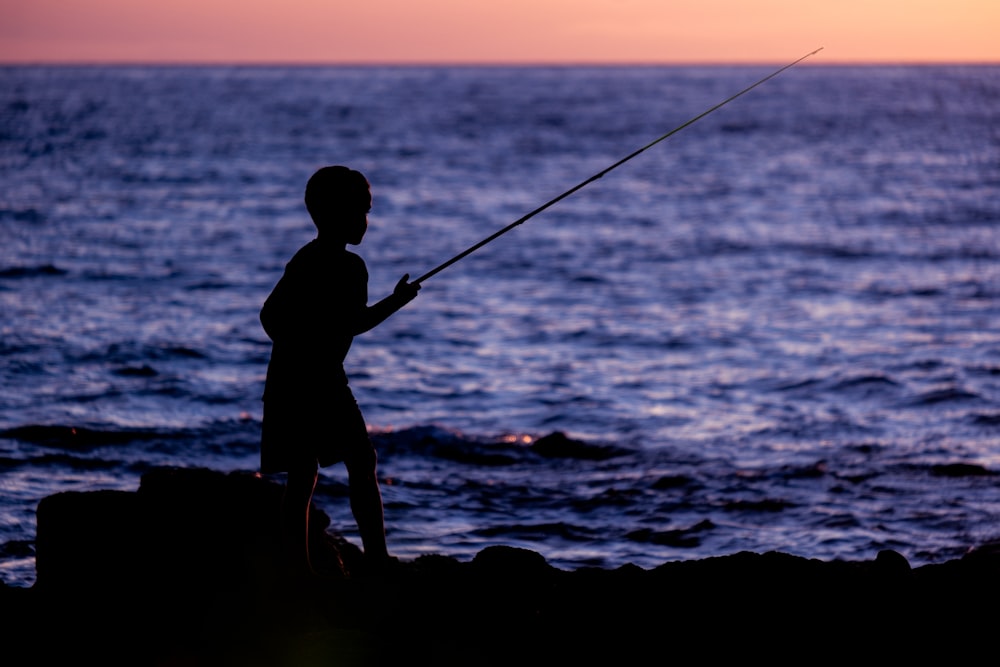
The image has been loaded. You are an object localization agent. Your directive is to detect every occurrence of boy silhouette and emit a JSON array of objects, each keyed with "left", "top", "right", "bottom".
[{"left": 260, "top": 165, "right": 420, "bottom": 577}]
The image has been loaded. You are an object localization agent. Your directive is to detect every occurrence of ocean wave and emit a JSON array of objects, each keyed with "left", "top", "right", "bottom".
[
  {"left": 0, "top": 264, "right": 66, "bottom": 279},
  {"left": 0, "top": 424, "right": 177, "bottom": 448},
  {"left": 372, "top": 426, "right": 632, "bottom": 465},
  {"left": 905, "top": 387, "right": 983, "bottom": 407}
]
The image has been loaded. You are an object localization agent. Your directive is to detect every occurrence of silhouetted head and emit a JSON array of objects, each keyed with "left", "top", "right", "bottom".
[{"left": 305, "top": 166, "right": 371, "bottom": 244}]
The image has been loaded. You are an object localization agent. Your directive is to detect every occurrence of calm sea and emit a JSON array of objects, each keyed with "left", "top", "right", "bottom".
[{"left": 1, "top": 63, "right": 998, "bottom": 588}]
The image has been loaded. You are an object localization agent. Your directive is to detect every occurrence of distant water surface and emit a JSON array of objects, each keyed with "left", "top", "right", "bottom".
[{"left": 1, "top": 64, "right": 998, "bottom": 588}]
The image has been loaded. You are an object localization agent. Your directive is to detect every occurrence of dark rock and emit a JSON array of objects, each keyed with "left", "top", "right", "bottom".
[
  {"left": 471, "top": 544, "right": 555, "bottom": 575},
  {"left": 530, "top": 431, "right": 627, "bottom": 460},
  {"left": 872, "top": 548, "right": 912, "bottom": 576},
  {"left": 4, "top": 465, "right": 999, "bottom": 665},
  {"left": 34, "top": 466, "right": 358, "bottom": 596}
]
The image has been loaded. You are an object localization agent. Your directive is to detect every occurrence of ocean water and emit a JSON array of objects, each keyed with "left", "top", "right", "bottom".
[{"left": 1, "top": 63, "right": 998, "bottom": 588}]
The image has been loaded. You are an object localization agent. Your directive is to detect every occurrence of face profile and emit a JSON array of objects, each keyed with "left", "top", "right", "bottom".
[{"left": 341, "top": 194, "right": 371, "bottom": 246}]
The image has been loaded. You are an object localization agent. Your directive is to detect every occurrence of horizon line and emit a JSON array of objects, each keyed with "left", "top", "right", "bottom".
[{"left": 3, "top": 57, "right": 998, "bottom": 68}]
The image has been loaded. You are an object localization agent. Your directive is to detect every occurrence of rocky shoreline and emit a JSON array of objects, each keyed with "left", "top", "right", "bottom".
[{"left": 2, "top": 466, "right": 997, "bottom": 665}]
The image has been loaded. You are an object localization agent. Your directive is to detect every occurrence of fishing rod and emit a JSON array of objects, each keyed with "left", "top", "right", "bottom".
[{"left": 413, "top": 47, "right": 824, "bottom": 285}]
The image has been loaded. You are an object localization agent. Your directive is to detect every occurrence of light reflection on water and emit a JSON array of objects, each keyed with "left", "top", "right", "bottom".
[{"left": 1, "top": 64, "right": 998, "bottom": 586}]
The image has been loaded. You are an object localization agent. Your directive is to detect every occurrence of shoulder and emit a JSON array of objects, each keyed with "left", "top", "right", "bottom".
[
  {"left": 284, "top": 240, "right": 366, "bottom": 278},
  {"left": 288, "top": 239, "right": 322, "bottom": 266},
  {"left": 285, "top": 240, "right": 339, "bottom": 275}
]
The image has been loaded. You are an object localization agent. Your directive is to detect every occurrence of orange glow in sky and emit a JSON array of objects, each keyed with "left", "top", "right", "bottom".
[{"left": 1, "top": 0, "right": 997, "bottom": 64}]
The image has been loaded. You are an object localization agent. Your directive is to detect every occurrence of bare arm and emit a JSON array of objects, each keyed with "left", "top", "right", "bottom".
[{"left": 352, "top": 274, "right": 421, "bottom": 335}]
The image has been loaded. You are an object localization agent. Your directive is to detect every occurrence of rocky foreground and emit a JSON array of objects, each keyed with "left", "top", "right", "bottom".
[{"left": 1, "top": 467, "right": 997, "bottom": 665}]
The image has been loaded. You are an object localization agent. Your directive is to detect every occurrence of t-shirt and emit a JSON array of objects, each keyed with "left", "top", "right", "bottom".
[{"left": 260, "top": 238, "right": 368, "bottom": 403}]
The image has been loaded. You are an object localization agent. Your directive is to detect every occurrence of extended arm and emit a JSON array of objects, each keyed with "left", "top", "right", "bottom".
[{"left": 352, "top": 274, "right": 421, "bottom": 335}]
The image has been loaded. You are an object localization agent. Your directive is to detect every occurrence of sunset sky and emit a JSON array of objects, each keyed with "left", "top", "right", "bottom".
[{"left": 1, "top": 0, "right": 997, "bottom": 64}]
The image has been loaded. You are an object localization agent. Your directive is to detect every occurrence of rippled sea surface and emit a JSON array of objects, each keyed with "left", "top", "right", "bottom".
[{"left": 2, "top": 64, "right": 999, "bottom": 587}]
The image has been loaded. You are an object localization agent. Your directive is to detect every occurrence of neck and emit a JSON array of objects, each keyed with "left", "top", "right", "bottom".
[{"left": 316, "top": 231, "right": 348, "bottom": 248}]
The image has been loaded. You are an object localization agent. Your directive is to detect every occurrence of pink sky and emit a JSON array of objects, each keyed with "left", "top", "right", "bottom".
[{"left": 1, "top": 0, "right": 997, "bottom": 64}]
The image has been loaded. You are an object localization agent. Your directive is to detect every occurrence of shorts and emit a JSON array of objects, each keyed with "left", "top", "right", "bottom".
[{"left": 260, "top": 385, "right": 373, "bottom": 474}]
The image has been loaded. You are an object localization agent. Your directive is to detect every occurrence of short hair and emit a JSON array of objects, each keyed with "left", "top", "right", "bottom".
[{"left": 304, "top": 166, "right": 370, "bottom": 224}]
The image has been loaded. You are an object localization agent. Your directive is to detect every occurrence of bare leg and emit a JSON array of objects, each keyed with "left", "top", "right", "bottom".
[
  {"left": 282, "top": 459, "right": 319, "bottom": 576},
  {"left": 345, "top": 450, "right": 389, "bottom": 565}
]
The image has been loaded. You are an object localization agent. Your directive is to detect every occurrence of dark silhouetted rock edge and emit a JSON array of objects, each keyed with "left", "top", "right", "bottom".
[{"left": 2, "top": 466, "right": 997, "bottom": 665}]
